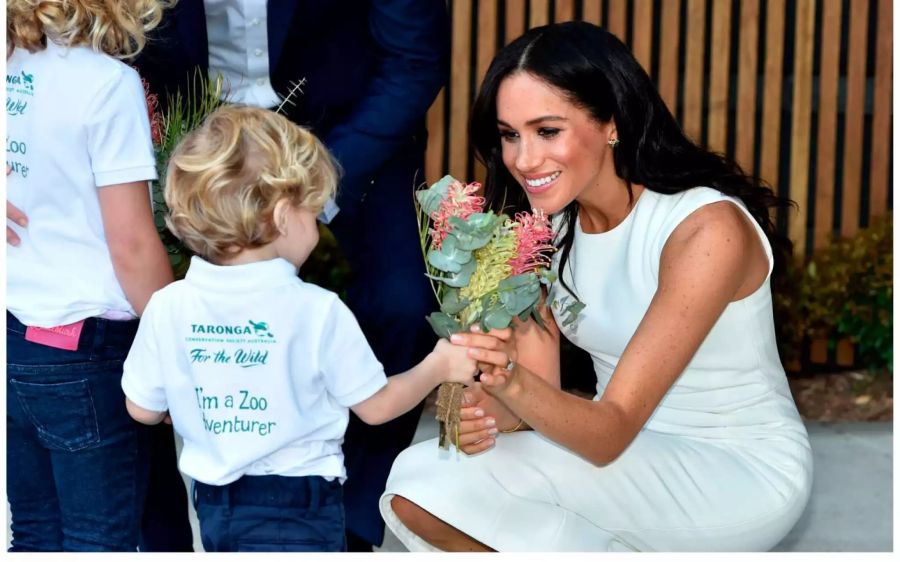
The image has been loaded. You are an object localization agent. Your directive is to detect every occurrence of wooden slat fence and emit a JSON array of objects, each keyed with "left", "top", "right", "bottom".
[{"left": 423, "top": 0, "right": 893, "bottom": 370}]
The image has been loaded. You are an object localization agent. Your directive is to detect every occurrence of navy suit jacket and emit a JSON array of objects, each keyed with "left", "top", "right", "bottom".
[{"left": 136, "top": 0, "right": 450, "bottom": 224}]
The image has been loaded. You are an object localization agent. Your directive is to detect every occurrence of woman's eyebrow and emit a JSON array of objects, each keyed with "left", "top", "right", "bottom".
[{"left": 497, "top": 115, "right": 568, "bottom": 127}]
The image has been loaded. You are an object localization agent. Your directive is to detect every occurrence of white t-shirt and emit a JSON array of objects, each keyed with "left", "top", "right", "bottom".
[
  {"left": 122, "top": 257, "right": 388, "bottom": 486},
  {"left": 6, "top": 41, "right": 157, "bottom": 327}
]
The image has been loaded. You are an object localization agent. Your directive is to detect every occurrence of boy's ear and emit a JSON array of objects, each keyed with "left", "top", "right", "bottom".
[{"left": 273, "top": 198, "right": 290, "bottom": 236}]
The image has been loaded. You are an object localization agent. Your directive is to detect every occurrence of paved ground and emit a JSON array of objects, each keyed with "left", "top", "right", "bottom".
[{"left": 7, "top": 418, "right": 892, "bottom": 552}]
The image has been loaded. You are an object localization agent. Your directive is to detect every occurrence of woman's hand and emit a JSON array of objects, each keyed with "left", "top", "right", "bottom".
[
  {"left": 453, "top": 382, "right": 522, "bottom": 454},
  {"left": 451, "top": 326, "right": 519, "bottom": 396}
]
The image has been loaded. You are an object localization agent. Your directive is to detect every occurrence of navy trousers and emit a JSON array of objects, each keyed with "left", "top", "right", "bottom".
[
  {"left": 194, "top": 475, "right": 345, "bottom": 552},
  {"left": 6, "top": 313, "right": 150, "bottom": 551}
]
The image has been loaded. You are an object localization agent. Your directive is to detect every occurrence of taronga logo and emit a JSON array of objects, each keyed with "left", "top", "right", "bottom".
[
  {"left": 190, "top": 320, "right": 275, "bottom": 338},
  {"left": 7, "top": 72, "right": 33, "bottom": 91}
]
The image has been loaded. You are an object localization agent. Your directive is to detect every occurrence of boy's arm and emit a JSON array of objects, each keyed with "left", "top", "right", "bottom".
[
  {"left": 125, "top": 398, "right": 167, "bottom": 425},
  {"left": 351, "top": 340, "right": 476, "bottom": 425}
]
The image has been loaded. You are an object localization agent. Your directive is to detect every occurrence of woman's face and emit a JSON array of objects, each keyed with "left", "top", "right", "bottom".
[{"left": 496, "top": 72, "right": 616, "bottom": 215}]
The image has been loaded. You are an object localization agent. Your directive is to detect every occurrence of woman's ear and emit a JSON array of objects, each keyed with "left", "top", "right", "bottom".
[
  {"left": 605, "top": 118, "right": 618, "bottom": 144},
  {"left": 273, "top": 198, "right": 290, "bottom": 236}
]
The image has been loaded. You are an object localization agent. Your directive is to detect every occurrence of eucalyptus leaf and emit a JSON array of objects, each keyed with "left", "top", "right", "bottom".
[
  {"left": 538, "top": 269, "right": 558, "bottom": 286},
  {"left": 426, "top": 312, "right": 461, "bottom": 339},
  {"left": 427, "top": 236, "right": 472, "bottom": 273},
  {"left": 415, "top": 175, "right": 456, "bottom": 215},
  {"left": 425, "top": 258, "right": 477, "bottom": 288},
  {"left": 481, "top": 306, "right": 514, "bottom": 331},
  {"left": 448, "top": 213, "right": 500, "bottom": 250},
  {"left": 531, "top": 306, "right": 547, "bottom": 330},
  {"left": 498, "top": 273, "right": 541, "bottom": 316},
  {"left": 440, "top": 287, "right": 470, "bottom": 315},
  {"left": 561, "top": 301, "right": 587, "bottom": 329},
  {"left": 440, "top": 258, "right": 477, "bottom": 288}
]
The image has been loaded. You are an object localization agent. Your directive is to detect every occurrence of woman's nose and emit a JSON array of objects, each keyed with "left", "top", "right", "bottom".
[{"left": 515, "top": 139, "right": 542, "bottom": 173}]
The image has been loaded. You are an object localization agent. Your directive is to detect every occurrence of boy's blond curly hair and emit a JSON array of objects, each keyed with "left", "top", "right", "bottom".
[
  {"left": 7, "top": 0, "right": 166, "bottom": 59},
  {"left": 164, "top": 105, "right": 340, "bottom": 263}
]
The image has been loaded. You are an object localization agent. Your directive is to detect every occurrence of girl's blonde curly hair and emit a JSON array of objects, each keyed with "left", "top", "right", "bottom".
[
  {"left": 164, "top": 105, "right": 340, "bottom": 263},
  {"left": 7, "top": 0, "right": 166, "bottom": 59}
]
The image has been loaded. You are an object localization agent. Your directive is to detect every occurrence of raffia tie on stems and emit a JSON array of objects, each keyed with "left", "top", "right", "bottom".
[{"left": 435, "top": 381, "right": 465, "bottom": 449}]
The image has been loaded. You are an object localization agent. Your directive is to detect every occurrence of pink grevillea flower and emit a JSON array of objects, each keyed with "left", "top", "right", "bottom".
[
  {"left": 430, "top": 180, "right": 485, "bottom": 248},
  {"left": 507, "top": 209, "right": 555, "bottom": 275},
  {"left": 139, "top": 76, "right": 164, "bottom": 147}
]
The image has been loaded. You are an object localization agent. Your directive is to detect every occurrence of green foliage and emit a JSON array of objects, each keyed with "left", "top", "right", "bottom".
[
  {"left": 152, "top": 72, "right": 226, "bottom": 279},
  {"left": 774, "top": 215, "right": 893, "bottom": 372},
  {"left": 297, "top": 225, "right": 351, "bottom": 299}
]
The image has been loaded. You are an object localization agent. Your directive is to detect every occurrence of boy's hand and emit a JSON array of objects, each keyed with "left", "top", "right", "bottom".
[{"left": 433, "top": 338, "right": 478, "bottom": 384}]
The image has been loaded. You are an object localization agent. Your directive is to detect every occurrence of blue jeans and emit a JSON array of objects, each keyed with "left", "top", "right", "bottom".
[
  {"left": 6, "top": 312, "right": 150, "bottom": 551},
  {"left": 194, "top": 475, "right": 346, "bottom": 552}
]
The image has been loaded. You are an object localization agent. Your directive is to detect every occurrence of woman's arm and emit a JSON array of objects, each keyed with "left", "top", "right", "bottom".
[
  {"left": 99, "top": 181, "right": 173, "bottom": 316},
  {"left": 462, "top": 202, "right": 769, "bottom": 465},
  {"left": 452, "top": 302, "right": 561, "bottom": 454}
]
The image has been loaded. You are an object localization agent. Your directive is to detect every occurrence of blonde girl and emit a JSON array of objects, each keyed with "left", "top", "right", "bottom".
[{"left": 6, "top": 0, "right": 174, "bottom": 551}]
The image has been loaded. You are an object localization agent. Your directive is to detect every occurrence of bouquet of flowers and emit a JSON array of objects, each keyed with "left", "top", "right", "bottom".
[{"left": 415, "top": 175, "right": 558, "bottom": 449}]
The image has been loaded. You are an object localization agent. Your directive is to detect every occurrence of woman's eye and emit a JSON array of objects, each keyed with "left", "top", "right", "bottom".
[
  {"left": 538, "top": 127, "right": 560, "bottom": 138},
  {"left": 498, "top": 130, "right": 519, "bottom": 142}
]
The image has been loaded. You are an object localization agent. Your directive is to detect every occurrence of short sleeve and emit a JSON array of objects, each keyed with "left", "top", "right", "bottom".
[
  {"left": 318, "top": 297, "right": 387, "bottom": 407},
  {"left": 86, "top": 65, "right": 157, "bottom": 187},
  {"left": 121, "top": 296, "right": 167, "bottom": 412}
]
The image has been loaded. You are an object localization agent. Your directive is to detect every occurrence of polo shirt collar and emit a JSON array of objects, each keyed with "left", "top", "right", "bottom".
[{"left": 185, "top": 256, "right": 298, "bottom": 292}]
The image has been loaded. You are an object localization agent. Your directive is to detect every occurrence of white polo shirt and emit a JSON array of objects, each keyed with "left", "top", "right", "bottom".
[
  {"left": 6, "top": 41, "right": 157, "bottom": 327},
  {"left": 122, "top": 257, "right": 388, "bottom": 486}
]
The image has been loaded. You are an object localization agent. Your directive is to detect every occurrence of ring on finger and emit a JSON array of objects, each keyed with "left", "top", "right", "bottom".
[{"left": 505, "top": 359, "right": 515, "bottom": 371}]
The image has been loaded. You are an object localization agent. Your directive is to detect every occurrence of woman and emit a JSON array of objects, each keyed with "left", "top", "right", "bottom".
[{"left": 379, "top": 21, "right": 812, "bottom": 552}]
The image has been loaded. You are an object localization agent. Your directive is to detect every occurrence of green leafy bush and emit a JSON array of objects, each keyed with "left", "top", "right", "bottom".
[{"left": 774, "top": 215, "right": 893, "bottom": 372}]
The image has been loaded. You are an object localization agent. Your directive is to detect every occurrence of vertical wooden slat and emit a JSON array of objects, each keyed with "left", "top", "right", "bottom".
[
  {"left": 529, "top": 0, "right": 550, "bottom": 28},
  {"left": 734, "top": 0, "right": 760, "bottom": 173},
  {"left": 425, "top": 90, "right": 446, "bottom": 183},
  {"left": 707, "top": 0, "right": 733, "bottom": 153},
  {"left": 759, "top": 0, "right": 786, "bottom": 193},
  {"left": 840, "top": 0, "right": 870, "bottom": 238},
  {"left": 448, "top": 0, "right": 472, "bottom": 179},
  {"left": 658, "top": 0, "right": 681, "bottom": 113},
  {"left": 606, "top": 0, "right": 627, "bottom": 41},
  {"left": 683, "top": 0, "right": 707, "bottom": 143},
  {"left": 632, "top": 0, "right": 654, "bottom": 73},
  {"left": 506, "top": 0, "right": 526, "bottom": 44},
  {"left": 809, "top": 339, "right": 828, "bottom": 364},
  {"left": 813, "top": 0, "right": 842, "bottom": 250},
  {"left": 836, "top": 340, "right": 855, "bottom": 366},
  {"left": 474, "top": 1, "right": 500, "bottom": 185},
  {"left": 477, "top": 1, "right": 499, "bottom": 85},
  {"left": 869, "top": 0, "right": 892, "bottom": 219},
  {"left": 554, "top": 0, "right": 575, "bottom": 22},
  {"left": 582, "top": 0, "right": 603, "bottom": 26},
  {"left": 787, "top": 0, "right": 816, "bottom": 256}
]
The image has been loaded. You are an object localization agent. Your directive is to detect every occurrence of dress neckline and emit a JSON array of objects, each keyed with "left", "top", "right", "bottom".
[{"left": 575, "top": 188, "right": 651, "bottom": 238}]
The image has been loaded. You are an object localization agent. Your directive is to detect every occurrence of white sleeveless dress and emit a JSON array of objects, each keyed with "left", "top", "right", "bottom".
[{"left": 379, "top": 187, "right": 813, "bottom": 551}]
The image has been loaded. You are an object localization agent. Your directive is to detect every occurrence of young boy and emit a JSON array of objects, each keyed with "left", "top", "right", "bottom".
[{"left": 121, "top": 106, "right": 478, "bottom": 552}]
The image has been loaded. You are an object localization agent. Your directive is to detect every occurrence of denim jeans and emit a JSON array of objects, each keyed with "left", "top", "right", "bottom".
[
  {"left": 6, "top": 312, "right": 150, "bottom": 551},
  {"left": 194, "top": 475, "right": 346, "bottom": 552}
]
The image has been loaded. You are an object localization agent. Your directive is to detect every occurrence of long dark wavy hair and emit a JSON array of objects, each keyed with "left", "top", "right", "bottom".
[{"left": 471, "top": 21, "right": 794, "bottom": 298}]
